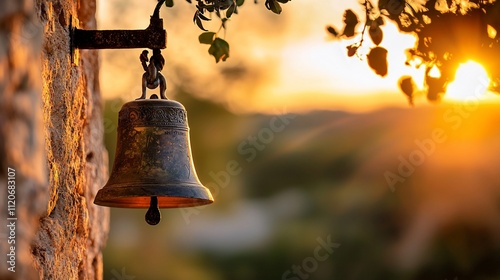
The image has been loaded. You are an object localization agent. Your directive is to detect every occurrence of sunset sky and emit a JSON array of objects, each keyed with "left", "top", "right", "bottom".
[
  {"left": 96, "top": 2, "right": 500, "bottom": 278},
  {"left": 97, "top": 0, "right": 499, "bottom": 113}
]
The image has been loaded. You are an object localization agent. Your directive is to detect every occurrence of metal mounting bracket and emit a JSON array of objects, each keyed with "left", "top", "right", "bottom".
[{"left": 69, "top": 0, "right": 167, "bottom": 65}]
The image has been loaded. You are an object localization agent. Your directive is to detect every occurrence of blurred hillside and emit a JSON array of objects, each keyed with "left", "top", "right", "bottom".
[{"left": 102, "top": 95, "right": 500, "bottom": 280}]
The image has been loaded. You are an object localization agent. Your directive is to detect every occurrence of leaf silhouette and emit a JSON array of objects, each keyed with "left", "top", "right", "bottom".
[
  {"left": 426, "top": 76, "right": 446, "bottom": 101},
  {"left": 369, "top": 25, "right": 383, "bottom": 45},
  {"left": 367, "top": 47, "right": 388, "bottom": 77},
  {"left": 342, "top": 10, "right": 359, "bottom": 37},
  {"left": 346, "top": 45, "right": 359, "bottom": 57},
  {"left": 376, "top": 16, "right": 384, "bottom": 26},
  {"left": 326, "top": 25, "right": 339, "bottom": 37},
  {"left": 399, "top": 76, "right": 415, "bottom": 105},
  {"left": 386, "top": 0, "right": 405, "bottom": 17}
]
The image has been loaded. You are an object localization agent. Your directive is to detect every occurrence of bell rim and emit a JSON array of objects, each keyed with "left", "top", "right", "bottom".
[
  {"left": 93, "top": 197, "right": 214, "bottom": 208},
  {"left": 94, "top": 183, "right": 214, "bottom": 208}
]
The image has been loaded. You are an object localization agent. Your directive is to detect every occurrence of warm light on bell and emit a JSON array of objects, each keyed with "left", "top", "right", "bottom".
[
  {"left": 82, "top": 0, "right": 213, "bottom": 226},
  {"left": 95, "top": 95, "right": 214, "bottom": 225}
]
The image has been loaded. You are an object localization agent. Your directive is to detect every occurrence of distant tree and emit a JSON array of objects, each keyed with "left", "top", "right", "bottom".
[{"left": 326, "top": 0, "right": 500, "bottom": 104}]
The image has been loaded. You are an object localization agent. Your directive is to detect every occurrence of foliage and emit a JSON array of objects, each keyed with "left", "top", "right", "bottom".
[
  {"left": 198, "top": 31, "right": 231, "bottom": 62},
  {"left": 161, "top": 0, "right": 500, "bottom": 103},
  {"left": 162, "top": 0, "right": 290, "bottom": 63},
  {"left": 326, "top": 0, "right": 500, "bottom": 104}
]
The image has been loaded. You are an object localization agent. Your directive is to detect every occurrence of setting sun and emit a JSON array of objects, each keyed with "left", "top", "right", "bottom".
[
  {"left": 444, "top": 61, "right": 490, "bottom": 101},
  {"left": 97, "top": 0, "right": 500, "bottom": 112}
]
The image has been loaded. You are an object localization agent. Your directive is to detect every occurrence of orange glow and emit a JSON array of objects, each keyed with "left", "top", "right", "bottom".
[
  {"left": 98, "top": 0, "right": 499, "bottom": 113},
  {"left": 444, "top": 61, "right": 490, "bottom": 102},
  {"left": 264, "top": 20, "right": 420, "bottom": 112},
  {"left": 428, "top": 65, "right": 441, "bottom": 78},
  {"left": 487, "top": 24, "right": 497, "bottom": 39}
]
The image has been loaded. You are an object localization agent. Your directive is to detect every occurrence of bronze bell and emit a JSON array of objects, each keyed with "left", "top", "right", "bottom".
[{"left": 95, "top": 95, "right": 214, "bottom": 225}]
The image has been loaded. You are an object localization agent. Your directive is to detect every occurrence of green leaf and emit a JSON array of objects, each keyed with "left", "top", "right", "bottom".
[
  {"left": 265, "top": 0, "right": 282, "bottom": 14},
  {"left": 219, "top": 0, "right": 233, "bottom": 9},
  {"left": 226, "top": 3, "right": 236, "bottom": 18},
  {"left": 236, "top": 0, "right": 245, "bottom": 6},
  {"left": 208, "top": 38, "right": 230, "bottom": 63},
  {"left": 205, "top": 5, "right": 215, "bottom": 12},
  {"left": 199, "top": 32, "right": 216, "bottom": 44},
  {"left": 221, "top": 18, "right": 228, "bottom": 29},
  {"left": 165, "top": 0, "right": 174, "bottom": 8},
  {"left": 197, "top": 12, "right": 211, "bottom": 21},
  {"left": 194, "top": 14, "right": 208, "bottom": 31}
]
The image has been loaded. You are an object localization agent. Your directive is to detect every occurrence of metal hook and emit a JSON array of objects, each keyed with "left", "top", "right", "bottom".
[
  {"left": 137, "top": 49, "right": 167, "bottom": 100},
  {"left": 153, "top": 0, "right": 166, "bottom": 20}
]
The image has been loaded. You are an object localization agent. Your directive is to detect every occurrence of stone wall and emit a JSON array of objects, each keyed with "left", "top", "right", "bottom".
[{"left": 0, "top": 0, "right": 108, "bottom": 279}]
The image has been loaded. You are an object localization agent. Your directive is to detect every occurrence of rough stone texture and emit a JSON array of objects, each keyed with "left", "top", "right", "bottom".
[
  {"left": 0, "top": 1, "right": 47, "bottom": 279},
  {"left": 0, "top": 0, "right": 109, "bottom": 279},
  {"left": 32, "top": 0, "right": 110, "bottom": 279}
]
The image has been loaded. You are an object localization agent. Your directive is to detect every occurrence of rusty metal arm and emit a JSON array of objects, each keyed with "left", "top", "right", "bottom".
[
  {"left": 72, "top": 20, "right": 166, "bottom": 50},
  {"left": 70, "top": 0, "right": 166, "bottom": 63}
]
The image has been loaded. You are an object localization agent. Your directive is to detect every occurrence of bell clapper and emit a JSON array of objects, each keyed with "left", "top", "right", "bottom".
[
  {"left": 145, "top": 196, "right": 161, "bottom": 225},
  {"left": 91, "top": 0, "right": 214, "bottom": 222}
]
